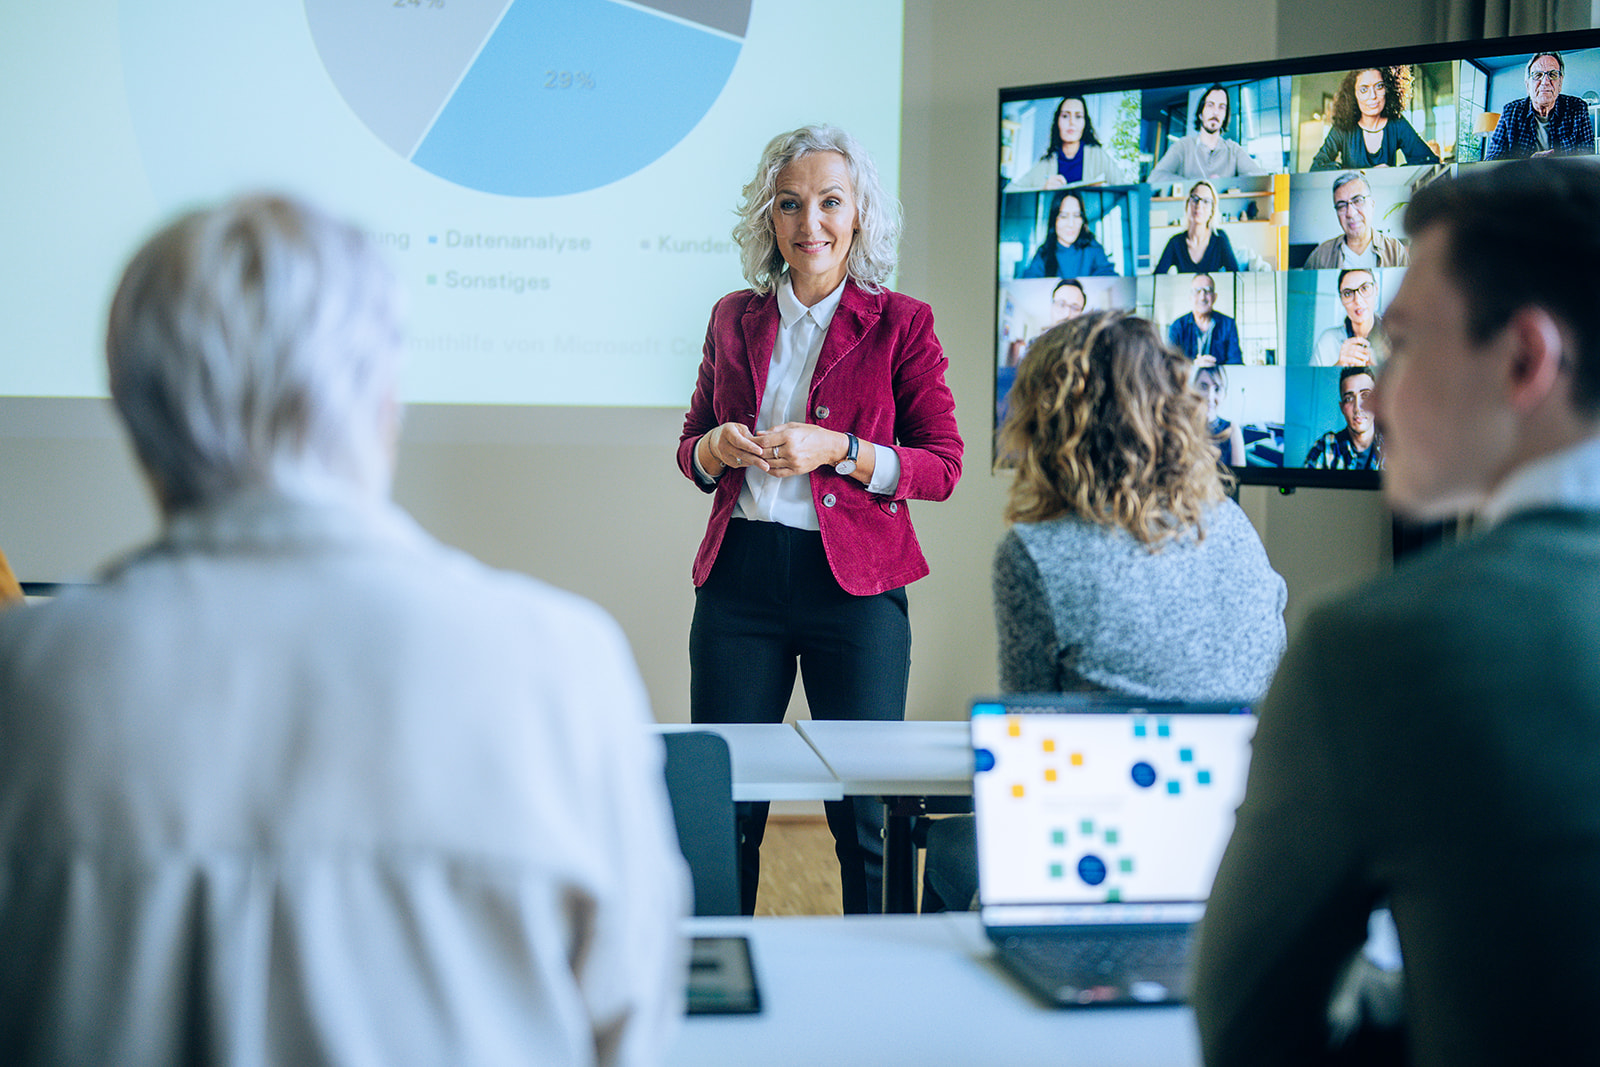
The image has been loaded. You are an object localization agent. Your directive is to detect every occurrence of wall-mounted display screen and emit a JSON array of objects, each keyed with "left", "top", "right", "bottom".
[{"left": 996, "top": 29, "right": 1600, "bottom": 489}]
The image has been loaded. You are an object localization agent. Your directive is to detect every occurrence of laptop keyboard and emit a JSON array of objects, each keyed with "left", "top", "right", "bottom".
[
  {"left": 1002, "top": 927, "right": 1193, "bottom": 978},
  {"left": 998, "top": 927, "right": 1196, "bottom": 1004}
]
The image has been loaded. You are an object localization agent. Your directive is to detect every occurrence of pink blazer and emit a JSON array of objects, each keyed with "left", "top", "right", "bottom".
[{"left": 676, "top": 281, "right": 964, "bottom": 597}]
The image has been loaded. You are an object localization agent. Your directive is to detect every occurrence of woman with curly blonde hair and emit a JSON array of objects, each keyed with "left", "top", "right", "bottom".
[
  {"left": 1310, "top": 66, "right": 1439, "bottom": 170},
  {"left": 993, "top": 311, "right": 1284, "bottom": 695},
  {"left": 677, "top": 124, "right": 963, "bottom": 915},
  {"left": 923, "top": 312, "right": 1284, "bottom": 911}
]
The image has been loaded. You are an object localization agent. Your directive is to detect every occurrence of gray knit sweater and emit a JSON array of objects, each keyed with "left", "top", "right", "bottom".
[{"left": 993, "top": 499, "right": 1287, "bottom": 698}]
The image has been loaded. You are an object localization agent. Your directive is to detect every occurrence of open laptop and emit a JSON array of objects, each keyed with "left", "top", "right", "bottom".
[{"left": 971, "top": 693, "right": 1255, "bottom": 1008}]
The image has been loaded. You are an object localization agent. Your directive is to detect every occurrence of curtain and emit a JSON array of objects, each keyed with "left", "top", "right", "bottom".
[{"left": 1435, "top": 0, "right": 1595, "bottom": 40}]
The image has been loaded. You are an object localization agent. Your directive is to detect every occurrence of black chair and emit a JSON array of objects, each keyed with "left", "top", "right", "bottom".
[{"left": 661, "top": 730, "right": 741, "bottom": 916}]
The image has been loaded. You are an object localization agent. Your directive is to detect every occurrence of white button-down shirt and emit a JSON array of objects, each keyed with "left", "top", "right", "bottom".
[
  {"left": 1482, "top": 433, "right": 1600, "bottom": 526},
  {"left": 729, "top": 278, "right": 899, "bottom": 529}
]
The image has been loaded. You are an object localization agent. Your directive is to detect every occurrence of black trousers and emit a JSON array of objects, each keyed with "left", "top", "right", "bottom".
[{"left": 690, "top": 518, "right": 911, "bottom": 915}]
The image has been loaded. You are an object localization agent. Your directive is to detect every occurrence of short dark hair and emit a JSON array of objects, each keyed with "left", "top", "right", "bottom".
[
  {"left": 1339, "top": 365, "right": 1375, "bottom": 391},
  {"left": 1404, "top": 159, "right": 1600, "bottom": 413},
  {"left": 1052, "top": 277, "right": 1087, "bottom": 300},
  {"left": 1194, "top": 85, "right": 1230, "bottom": 130}
]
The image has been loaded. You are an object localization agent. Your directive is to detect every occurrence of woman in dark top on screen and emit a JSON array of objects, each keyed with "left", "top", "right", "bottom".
[
  {"left": 1310, "top": 67, "right": 1439, "bottom": 171},
  {"left": 1016, "top": 190, "right": 1117, "bottom": 278},
  {"left": 1155, "top": 179, "right": 1238, "bottom": 273},
  {"left": 1008, "top": 96, "right": 1130, "bottom": 190}
]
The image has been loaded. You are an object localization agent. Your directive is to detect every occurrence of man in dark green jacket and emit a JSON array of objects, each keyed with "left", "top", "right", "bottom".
[{"left": 1195, "top": 159, "right": 1600, "bottom": 1066}]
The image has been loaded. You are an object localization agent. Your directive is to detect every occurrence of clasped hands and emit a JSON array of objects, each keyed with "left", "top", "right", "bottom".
[
  {"left": 1337, "top": 336, "right": 1377, "bottom": 367},
  {"left": 706, "top": 421, "right": 843, "bottom": 477}
]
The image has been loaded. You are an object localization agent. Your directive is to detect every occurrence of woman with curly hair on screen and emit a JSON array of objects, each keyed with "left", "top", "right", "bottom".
[{"left": 1310, "top": 66, "right": 1440, "bottom": 170}]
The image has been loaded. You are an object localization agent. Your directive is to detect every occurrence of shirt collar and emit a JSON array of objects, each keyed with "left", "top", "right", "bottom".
[
  {"left": 1482, "top": 434, "right": 1600, "bottom": 526},
  {"left": 777, "top": 275, "right": 847, "bottom": 331}
]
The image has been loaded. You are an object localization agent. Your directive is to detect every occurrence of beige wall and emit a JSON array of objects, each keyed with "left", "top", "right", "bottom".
[{"left": 0, "top": 0, "right": 1426, "bottom": 727}]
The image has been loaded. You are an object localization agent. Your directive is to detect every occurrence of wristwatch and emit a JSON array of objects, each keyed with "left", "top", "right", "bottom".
[{"left": 835, "top": 432, "right": 859, "bottom": 476}]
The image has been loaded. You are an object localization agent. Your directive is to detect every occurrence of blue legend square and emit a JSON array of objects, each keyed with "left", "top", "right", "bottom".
[
  {"left": 1179, "top": 747, "right": 1193, "bottom": 762},
  {"left": 1197, "top": 769, "right": 1212, "bottom": 785},
  {"left": 1051, "top": 829, "right": 1065, "bottom": 846},
  {"left": 1157, "top": 719, "right": 1171, "bottom": 738},
  {"left": 1119, "top": 858, "right": 1134, "bottom": 873},
  {"left": 1105, "top": 828, "right": 1119, "bottom": 844},
  {"left": 1049, "top": 863, "right": 1064, "bottom": 879},
  {"left": 1167, "top": 781, "right": 1182, "bottom": 795}
]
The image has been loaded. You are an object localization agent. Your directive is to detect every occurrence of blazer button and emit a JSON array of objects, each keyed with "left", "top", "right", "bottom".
[
  {"left": 889, "top": 502, "right": 898, "bottom": 514},
  {"left": 814, "top": 404, "right": 830, "bottom": 419},
  {"left": 822, "top": 493, "right": 837, "bottom": 508}
]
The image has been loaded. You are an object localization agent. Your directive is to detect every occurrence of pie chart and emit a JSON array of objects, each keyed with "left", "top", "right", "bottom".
[{"left": 304, "top": 0, "right": 751, "bottom": 197}]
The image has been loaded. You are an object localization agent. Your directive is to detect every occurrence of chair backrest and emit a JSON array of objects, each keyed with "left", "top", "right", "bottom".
[{"left": 661, "top": 730, "right": 740, "bottom": 916}]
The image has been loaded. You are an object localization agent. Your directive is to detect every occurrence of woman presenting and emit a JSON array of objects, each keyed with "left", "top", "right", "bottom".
[{"left": 677, "top": 125, "right": 963, "bottom": 915}]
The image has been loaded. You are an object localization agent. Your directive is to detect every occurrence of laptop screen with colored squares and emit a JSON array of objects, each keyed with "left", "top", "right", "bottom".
[{"left": 970, "top": 696, "right": 1255, "bottom": 1007}]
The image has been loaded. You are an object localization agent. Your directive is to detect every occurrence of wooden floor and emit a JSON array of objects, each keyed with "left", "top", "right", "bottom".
[
  {"left": 753, "top": 816, "right": 843, "bottom": 916},
  {"left": 751, "top": 815, "right": 944, "bottom": 915}
]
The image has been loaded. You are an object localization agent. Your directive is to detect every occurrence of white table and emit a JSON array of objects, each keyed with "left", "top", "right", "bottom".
[
  {"left": 794, "top": 719, "right": 972, "bottom": 795},
  {"left": 656, "top": 722, "right": 843, "bottom": 802},
  {"left": 670, "top": 914, "right": 1201, "bottom": 1067},
  {"left": 796, "top": 719, "right": 972, "bottom": 912}
]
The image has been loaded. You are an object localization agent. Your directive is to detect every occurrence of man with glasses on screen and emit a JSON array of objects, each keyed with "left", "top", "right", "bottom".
[
  {"left": 1147, "top": 84, "right": 1268, "bottom": 183},
  {"left": 1304, "top": 172, "right": 1409, "bottom": 269},
  {"left": 1313, "top": 268, "right": 1386, "bottom": 366},
  {"left": 1168, "top": 273, "right": 1242, "bottom": 366},
  {"left": 1049, "top": 277, "right": 1088, "bottom": 323},
  {"left": 1484, "top": 51, "right": 1597, "bottom": 160},
  {"left": 1196, "top": 159, "right": 1600, "bottom": 1066}
]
